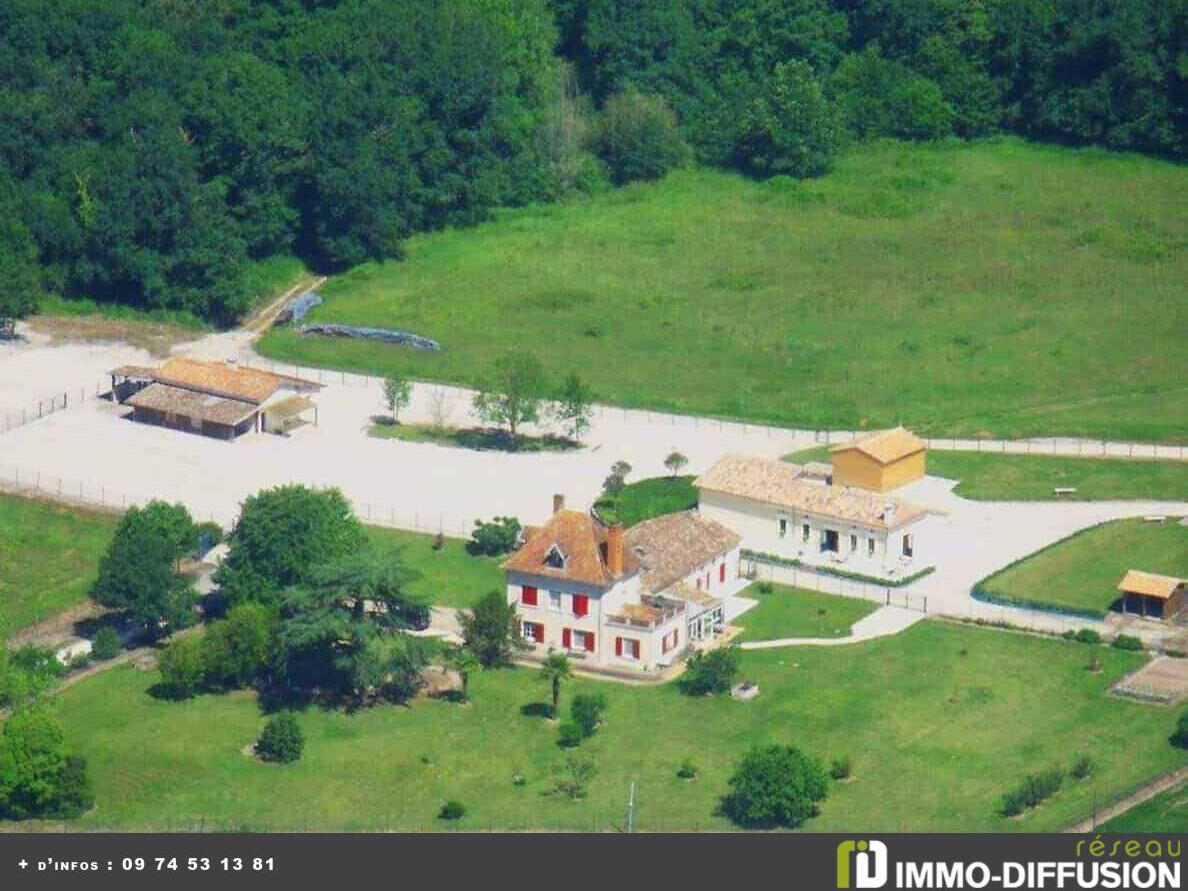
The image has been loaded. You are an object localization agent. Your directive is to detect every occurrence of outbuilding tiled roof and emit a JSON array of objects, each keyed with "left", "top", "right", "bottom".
[
  {"left": 1117, "top": 569, "right": 1184, "bottom": 600},
  {"left": 695, "top": 454, "right": 926, "bottom": 530},
  {"left": 502, "top": 510, "right": 637, "bottom": 587},
  {"left": 125, "top": 383, "right": 259, "bottom": 427},
  {"left": 112, "top": 358, "right": 321, "bottom": 405},
  {"left": 829, "top": 427, "right": 925, "bottom": 465},
  {"left": 626, "top": 510, "right": 740, "bottom": 594}
]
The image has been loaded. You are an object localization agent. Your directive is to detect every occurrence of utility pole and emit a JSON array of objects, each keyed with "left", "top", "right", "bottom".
[{"left": 625, "top": 781, "right": 636, "bottom": 834}]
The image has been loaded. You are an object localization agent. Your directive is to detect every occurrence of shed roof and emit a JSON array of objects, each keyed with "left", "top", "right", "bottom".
[
  {"left": 830, "top": 427, "right": 926, "bottom": 465},
  {"left": 695, "top": 454, "right": 926, "bottom": 530},
  {"left": 626, "top": 510, "right": 740, "bottom": 594},
  {"left": 1117, "top": 570, "right": 1184, "bottom": 600},
  {"left": 125, "top": 383, "right": 259, "bottom": 427},
  {"left": 502, "top": 510, "right": 637, "bottom": 587},
  {"left": 112, "top": 358, "right": 321, "bottom": 405},
  {"left": 265, "top": 394, "right": 317, "bottom": 419}
]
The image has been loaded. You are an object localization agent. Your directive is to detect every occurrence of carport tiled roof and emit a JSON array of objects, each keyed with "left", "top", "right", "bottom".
[
  {"left": 695, "top": 454, "right": 926, "bottom": 530},
  {"left": 626, "top": 510, "right": 740, "bottom": 594},
  {"left": 830, "top": 427, "right": 926, "bottom": 464},
  {"left": 125, "top": 383, "right": 259, "bottom": 427},
  {"left": 1117, "top": 569, "right": 1184, "bottom": 600}
]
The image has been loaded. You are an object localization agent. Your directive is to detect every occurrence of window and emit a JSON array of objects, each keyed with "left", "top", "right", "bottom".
[
  {"left": 662, "top": 628, "right": 680, "bottom": 654},
  {"left": 545, "top": 546, "right": 565, "bottom": 569},
  {"left": 867, "top": 537, "right": 875, "bottom": 557},
  {"left": 616, "top": 637, "right": 640, "bottom": 659},
  {"left": 802, "top": 523, "right": 810, "bottom": 543},
  {"left": 850, "top": 533, "right": 858, "bottom": 551},
  {"left": 572, "top": 594, "right": 589, "bottom": 617},
  {"left": 902, "top": 534, "right": 914, "bottom": 558},
  {"left": 779, "top": 518, "right": 787, "bottom": 538},
  {"left": 548, "top": 590, "right": 562, "bottom": 611},
  {"left": 520, "top": 586, "right": 538, "bottom": 606},
  {"left": 822, "top": 530, "right": 839, "bottom": 553},
  {"left": 522, "top": 621, "right": 543, "bottom": 643},
  {"left": 574, "top": 630, "right": 595, "bottom": 652}
]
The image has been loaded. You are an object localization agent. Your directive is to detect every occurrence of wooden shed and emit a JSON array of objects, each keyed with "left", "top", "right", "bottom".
[
  {"left": 829, "top": 427, "right": 926, "bottom": 493},
  {"left": 1117, "top": 570, "right": 1186, "bottom": 621}
]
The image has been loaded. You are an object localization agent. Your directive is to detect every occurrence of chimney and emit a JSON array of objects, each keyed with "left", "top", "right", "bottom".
[
  {"left": 553, "top": 493, "right": 565, "bottom": 514},
  {"left": 606, "top": 523, "right": 625, "bottom": 576}
]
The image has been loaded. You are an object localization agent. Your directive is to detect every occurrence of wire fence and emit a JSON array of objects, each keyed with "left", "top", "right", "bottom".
[
  {"left": 1, "top": 383, "right": 106, "bottom": 434},
  {"left": 239, "top": 359, "right": 1188, "bottom": 461}
]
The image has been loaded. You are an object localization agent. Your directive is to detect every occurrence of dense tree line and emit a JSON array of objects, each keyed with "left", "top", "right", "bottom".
[{"left": 0, "top": 0, "right": 1180, "bottom": 325}]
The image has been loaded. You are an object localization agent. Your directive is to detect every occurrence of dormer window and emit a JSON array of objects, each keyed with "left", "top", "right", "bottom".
[{"left": 545, "top": 545, "right": 567, "bottom": 569}]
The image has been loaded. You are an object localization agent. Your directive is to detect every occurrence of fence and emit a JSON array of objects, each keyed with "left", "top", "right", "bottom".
[
  {"left": 740, "top": 555, "right": 928, "bottom": 613},
  {"left": 1, "top": 381, "right": 111, "bottom": 434},
  {"left": 238, "top": 359, "right": 1188, "bottom": 461}
]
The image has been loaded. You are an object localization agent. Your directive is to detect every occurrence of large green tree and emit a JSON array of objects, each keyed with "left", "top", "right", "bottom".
[
  {"left": 720, "top": 744, "right": 828, "bottom": 828},
  {"left": 0, "top": 709, "right": 93, "bottom": 821}
]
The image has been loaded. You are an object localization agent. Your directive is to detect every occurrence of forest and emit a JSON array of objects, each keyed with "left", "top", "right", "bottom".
[{"left": 0, "top": 0, "right": 1182, "bottom": 324}]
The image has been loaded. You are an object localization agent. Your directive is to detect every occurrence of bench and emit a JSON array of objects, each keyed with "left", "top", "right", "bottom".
[{"left": 1053, "top": 487, "right": 1077, "bottom": 496}]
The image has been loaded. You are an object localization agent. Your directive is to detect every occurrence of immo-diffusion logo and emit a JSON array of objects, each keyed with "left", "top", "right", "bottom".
[{"left": 838, "top": 840, "right": 889, "bottom": 889}]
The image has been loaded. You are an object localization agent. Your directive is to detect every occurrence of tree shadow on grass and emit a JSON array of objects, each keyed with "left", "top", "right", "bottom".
[{"left": 520, "top": 702, "right": 553, "bottom": 719}]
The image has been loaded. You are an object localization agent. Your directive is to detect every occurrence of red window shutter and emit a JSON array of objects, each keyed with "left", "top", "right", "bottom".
[
  {"left": 615, "top": 637, "right": 623, "bottom": 656},
  {"left": 696, "top": 577, "right": 702, "bottom": 590},
  {"left": 573, "top": 594, "right": 588, "bottom": 617},
  {"left": 720, "top": 563, "right": 727, "bottom": 583},
  {"left": 534, "top": 623, "right": 544, "bottom": 643},
  {"left": 521, "top": 586, "right": 537, "bottom": 606},
  {"left": 631, "top": 639, "right": 640, "bottom": 658},
  {"left": 562, "top": 628, "right": 571, "bottom": 649},
  {"left": 674, "top": 628, "right": 679, "bottom": 647},
  {"left": 585, "top": 633, "right": 595, "bottom": 653}
]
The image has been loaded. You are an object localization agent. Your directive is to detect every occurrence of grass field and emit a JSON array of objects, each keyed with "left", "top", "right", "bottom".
[
  {"left": 0, "top": 493, "right": 118, "bottom": 638},
  {"left": 1099, "top": 781, "right": 1188, "bottom": 833},
  {"left": 258, "top": 138, "right": 1187, "bottom": 443},
  {"left": 734, "top": 584, "right": 879, "bottom": 642},
  {"left": 366, "top": 527, "right": 503, "bottom": 610},
  {"left": 369, "top": 421, "right": 577, "bottom": 453},
  {"left": 594, "top": 475, "right": 698, "bottom": 526},
  {"left": 977, "top": 519, "right": 1188, "bottom": 617},
  {"left": 43, "top": 621, "right": 1184, "bottom": 831},
  {"left": 785, "top": 447, "right": 1188, "bottom": 501}
]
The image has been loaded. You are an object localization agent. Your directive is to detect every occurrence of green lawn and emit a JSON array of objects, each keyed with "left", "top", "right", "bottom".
[
  {"left": 734, "top": 584, "right": 880, "bottom": 642},
  {"left": 0, "top": 493, "right": 118, "bottom": 638},
  {"left": 785, "top": 446, "right": 1188, "bottom": 501},
  {"left": 595, "top": 476, "right": 698, "bottom": 527},
  {"left": 977, "top": 519, "right": 1188, "bottom": 617},
  {"left": 369, "top": 421, "right": 578, "bottom": 453},
  {"left": 43, "top": 621, "right": 1184, "bottom": 831},
  {"left": 1099, "top": 781, "right": 1188, "bottom": 833},
  {"left": 258, "top": 138, "right": 1188, "bottom": 443},
  {"left": 366, "top": 526, "right": 503, "bottom": 610}
]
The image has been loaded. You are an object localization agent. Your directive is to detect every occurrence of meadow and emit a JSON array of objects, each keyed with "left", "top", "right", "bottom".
[
  {"left": 43, "top": 621, "right": 1183, "bottom": 832},
  {"left": 734, "top": 584, "right": 879, "bottom": 642},
  {"left": 366, "top": 527, "right": 503, "bottom": 610},
  {"left": 976, "top": 519, "right": 1188, "bottom": 617},
  {"left": 0, "top": 493, "right": 118, "bottom": 638},
  {"left": 785, "top": 447, "right": 1188, "bottom": 501},
  {"left": 258, "top": 138, "right": 1187, "bottom": 443},
  {"left": 1099, "top": 781, "right": 1188, "bottom": 833}
]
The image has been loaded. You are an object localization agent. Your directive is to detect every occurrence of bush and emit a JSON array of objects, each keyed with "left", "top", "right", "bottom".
[
  {"left": 255, "top": 712, "right": 303, "bottom": 764},
  {"left": 438, "top": 800, "right": 466, "bottom": 820},
  {"left": 157, "top": 635, "right": 205, "bottom": 699},
  {"left": 679, "top": 647, "right": 740, "bottom": 696},
  {"left": 1070, "top": 755, "right": 1095, "bottom": 780},
  {"left": 591, "top": 89, "right": 689, "bottom": 185},
  {"left": 201, "top": 603, "right": 280, "bottom": 689},
  {"left": 734, "top": 61, "right": 842, "bottom": 179},
  {"left": 90, "top": 627, "right": 122, "bottom": 661},
  {"left": 570, "top": 692, "right": 607, "bottom": 739},
  {"left": 1112, "top": 634, "right": 1144, "bottom": 651},
  {"left": 0, "top": 710, "right": 93, "bottom": 820},
  {"left": 830, "top": 47, "right": 954, "bottom": 141},
  {"left": 1000, "top": 766, "right": 1065, "bottom": 816},
  {"left": 1075, "top": 628, "right": 1102, "bottom": 645},
  {"left": 557, "top": 720, "right": 584, "bottom": 748},
  {"left": 756, "top": 581, "right": 774, "bottom": 595},
  {"left": 830, "top": 755, "right": 852, "bottom": 780},
  {"left": 1173, "top": 711, "right": 1188, "bottom": 748},
  {"left": 677, "top": 759, "right": 698, "bottom": 780},
  {"left": 721, "top": 744, "right": 828, "bottom": 828},
  {"left": 1165, "top": 649, "right": 1186, "bottom": 659},
  {"left": 467, "top": 516, "right": 522, "bottom": 557},
  {"left": 550, "top": 755, "right": 597, "bottom": 800}
]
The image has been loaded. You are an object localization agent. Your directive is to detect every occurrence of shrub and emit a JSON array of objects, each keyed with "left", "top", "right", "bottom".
[
  {"left": 201, "top": 602, "right": 280, "bottom": 689},
  {"left": 677, "top": 759, "right": 698, "bottom": 780},
  {"left": 1074, "top": 628, "right": 1102, "bottom": 645},
  {"left": 591, "top": 89, "right": 689, "bottom": 185},
  {"left": 90, "top": 627, "right": 122, "bottom": 661},
  {"left": 1070, "top": 755, "right": 1095, "bottom": 780},
  {"left": 830, "top": 755, "right": 853, "bottom": 780},
  {"left": 734, "top": 61, "right": 842, "bottom": 179},
  {"left": 557, "top": 720, "right": 584, "bottom": 748},
  {"left": 756, "top": 581, "right": 774, "bottom": 595},
  {"left": 255, "top": 712, "right": 304, "bottom": 764},
  {"left": 467, "top": 516, "right": 521, "bottom": 557},
  {"left": 551, "top": 755, "right": 597, "bottom": 800},
  {"left": 1173, "top": 711, "right": 1188, "bottom": 748},
  {"left": 438, "top": 800, "right": 466, "bottom": 820},
  {"left": 1000, "top": 766, "right": 1065, "bottom": 816},
  {"left": 157, "top": 635, "right": 205, "bottom": 699},
  {"left": 570, "top": 692, "right": 607, "bottom": 739},
  {"left": 1112, "top": 634, "right": 1143, "bottom": 651},
  {"left": 679, "top": 647, "right": 740, "bottom": 696},
  {"left": 1165, "top": 648, "right": 1186, "bottom": 659},
  {"left": 512, "top": 768, "right": 527, "bottom": 787},
  {"left": 721, "top": 744, "right": 828, "bottom": 828},
  {"left": 432, "top": 532, "right": 445, "bottom": 552}
]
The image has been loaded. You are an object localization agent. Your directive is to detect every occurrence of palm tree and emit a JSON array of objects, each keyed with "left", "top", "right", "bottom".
[
  {"left": 540, "top": 653, "right": 572, "bottom": 718},
  {"left": 448, "top": 646, "right": 481, "bottom": 702}
]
